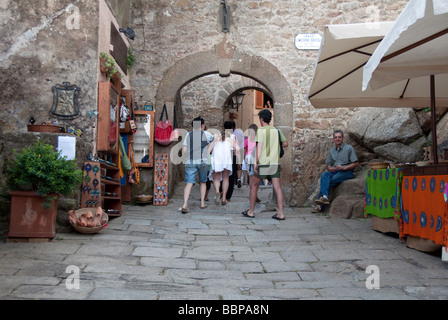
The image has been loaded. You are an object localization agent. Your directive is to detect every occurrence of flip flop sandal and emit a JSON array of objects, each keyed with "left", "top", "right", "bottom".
[
  {"left": 200, "top": 205, "right": 207, "bottom": 209},
  {"left": 272, "top": 214, "right": 285, "bottom": 221},
  {"left": 242, "top": 210, "right": 255, "bottom": 218},
  {"left": 181, "top": 207, "right": 189, "bottom": 214}
]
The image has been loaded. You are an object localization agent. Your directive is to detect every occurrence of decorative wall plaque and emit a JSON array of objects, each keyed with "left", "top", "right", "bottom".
[{"left": 50, "top": 82, "right": 80, "bottom": 119}]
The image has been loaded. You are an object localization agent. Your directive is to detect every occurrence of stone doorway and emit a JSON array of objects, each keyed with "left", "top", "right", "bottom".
[
  {"left": 179, "top": 74, "right": 272, "bottom": 132},
  {"left": 153, "top": 41, "right": 294, "bottom": 202}
]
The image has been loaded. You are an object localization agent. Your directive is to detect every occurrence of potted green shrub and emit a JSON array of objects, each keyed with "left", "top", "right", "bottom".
[
  {"left": 6, "top": 140, "right": 83, "bottom": 239},
  {"left": 99, "top": 52, "right": 121, "bottom": 80}
]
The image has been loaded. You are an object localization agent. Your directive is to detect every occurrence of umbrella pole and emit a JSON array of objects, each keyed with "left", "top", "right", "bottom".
[{"left": 430, "top": 75, "right": 438, "bottom": 165}]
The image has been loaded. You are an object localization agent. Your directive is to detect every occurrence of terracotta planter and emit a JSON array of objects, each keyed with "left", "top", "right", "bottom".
[
  {"left": 8, "top": 191, "right": 58, "bottom": 239},
  {"left": 99, "top": 57, "right": 109, "bottom": 74}
]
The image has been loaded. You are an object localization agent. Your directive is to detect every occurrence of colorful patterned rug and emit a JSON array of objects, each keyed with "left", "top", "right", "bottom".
[{"left": 365, "top": 168, "right": 403, "bottom": 219}]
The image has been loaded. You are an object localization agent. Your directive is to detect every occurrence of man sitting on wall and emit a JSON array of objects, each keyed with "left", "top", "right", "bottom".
[{"left": 312, "top": 129, "right": 358, "bottom": 213}]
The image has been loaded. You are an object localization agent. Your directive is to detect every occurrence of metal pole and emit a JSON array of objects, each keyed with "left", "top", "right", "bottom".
[{"left": 430, "top": 75, "right": 438, "bottom": 165}]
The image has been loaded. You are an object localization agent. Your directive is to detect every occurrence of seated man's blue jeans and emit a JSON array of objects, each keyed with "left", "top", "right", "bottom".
[{"left": 318, "top": 170, "right": 354, "bottom": 208}]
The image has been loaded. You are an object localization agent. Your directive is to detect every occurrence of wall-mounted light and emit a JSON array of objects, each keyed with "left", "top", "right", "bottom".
[
  {"left": 231, "top": 91, "right": 245, "bottom": 112},
  {"left": 119, "top": 27, "right": 135, "bottom": 40},
  {"left": 221, "top": 0, "right": 230, "bottom": 33}
]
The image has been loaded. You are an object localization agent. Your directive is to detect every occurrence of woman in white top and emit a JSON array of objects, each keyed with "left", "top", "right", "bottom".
[{"left": 208, "top": 128, "right": 239, "bottom": 205}]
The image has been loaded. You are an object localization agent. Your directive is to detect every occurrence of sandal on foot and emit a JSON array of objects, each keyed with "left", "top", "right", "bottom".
[
  {"left": 200, "top": 204, "right": 207, "bottom": 209},
  {"left": 272, "top": 214, "right": 285, "bottom": 221},
  {"left": 214, "top": 193, "right": 221, "bottom": 205},
  {"left": 181, "top": 207, "right": 189, "bottom": 214},
  {"left": 242, "top": 210, "right": 255, "bottom": 218}
]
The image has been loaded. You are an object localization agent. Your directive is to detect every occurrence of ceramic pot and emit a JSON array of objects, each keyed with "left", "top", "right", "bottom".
[{"left": 8, "top": 191, "right": 58, "bottom": 238}]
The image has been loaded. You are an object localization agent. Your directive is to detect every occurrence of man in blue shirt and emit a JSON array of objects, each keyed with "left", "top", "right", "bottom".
[{"left": 313, "top": 130, "right": 358, "bottom": 213}]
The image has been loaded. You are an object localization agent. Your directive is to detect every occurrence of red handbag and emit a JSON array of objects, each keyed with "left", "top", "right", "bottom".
[{"left": 154, "top": 104, "right": 173, "bottom": 146}]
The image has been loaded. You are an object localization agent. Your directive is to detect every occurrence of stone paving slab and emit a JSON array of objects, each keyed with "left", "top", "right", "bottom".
[{"left": 0, "top": 183, "right": 447, "bottom": 300}]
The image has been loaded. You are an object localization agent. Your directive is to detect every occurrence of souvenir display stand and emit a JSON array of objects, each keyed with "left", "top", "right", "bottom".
[
  {"left": 88, "top": 77, "right": 158, "bottom": 213},
  {"left": 365, "top": 168, "right": 403, "bottom": 234},
  {"left": 365, "top": 165, "right": 448, "bottom": 254},
  {"left": 81, "top": 160, "right": 122, "bottom": 217},
  {"left": 153, "top": 153, "right": 169, "bottom": 206},
  {"left": 81, "top": 79, "right": 122, "bottom": 216}
]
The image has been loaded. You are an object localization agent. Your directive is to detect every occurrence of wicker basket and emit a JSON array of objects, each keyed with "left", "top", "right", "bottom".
[
  {"left": 136, "top": 194, "right": 153, "bottom": 203},
  {"left": 390, "top": 163, "right": 415, "bottom": 168},
  {"left": 368, "top": 162, "right": 389, "bottom": 170},
  {"left": 70, "top": 208, "right": 108, "bottom": 234}
]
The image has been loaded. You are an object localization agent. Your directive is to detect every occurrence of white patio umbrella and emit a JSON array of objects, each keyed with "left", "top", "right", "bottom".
[
  {"left": 363, "top": 0, "right": 448, "bottom": 164},
  {"left": 307, "top": 21, "right": 444, "bottom": 108}
]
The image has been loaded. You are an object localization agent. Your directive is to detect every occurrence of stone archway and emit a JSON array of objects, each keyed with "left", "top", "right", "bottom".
[{"left": 154, "top": 38, "right": 294, "bottom": 203}]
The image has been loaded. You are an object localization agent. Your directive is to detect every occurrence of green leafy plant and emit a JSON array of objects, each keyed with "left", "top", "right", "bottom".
[
  {"left": 127, "top": 47, "right": 136, "bottom": 69},
  {"left": 6, "top": 140, "right": 83, "bottom": 208},
  {"left": 99, "top": 52, "right": 121, "bottom": 80}
]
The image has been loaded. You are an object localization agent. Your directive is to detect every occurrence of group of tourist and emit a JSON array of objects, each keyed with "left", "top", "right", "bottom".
[{"left": 181, "top": 109, "right": 359, "bottom": 220}]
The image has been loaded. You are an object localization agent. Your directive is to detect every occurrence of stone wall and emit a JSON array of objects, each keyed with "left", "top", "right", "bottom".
[
  {"left": 128, "top": 0, "right": 409, "bottom": 205},
  {"left": 0, "top": 0, "right": 100, "bottom": 140},
  {"left": 180, "top": 74, "right": 269, "bottom": 131},
  {"left": 0, "top": 0, "right": 100, "bottom": 235},
  {"left": 0, "top": 0, "right": 131, "bottom": 147}
]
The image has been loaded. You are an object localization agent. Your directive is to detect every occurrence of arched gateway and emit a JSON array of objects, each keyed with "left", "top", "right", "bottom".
[{"left": 153, "top": 39, "right": 295, "bottom": 204}]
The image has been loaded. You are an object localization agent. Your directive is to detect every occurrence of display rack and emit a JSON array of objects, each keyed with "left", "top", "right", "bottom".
[
  {"left": 81, "top": 160, "right": 122, "bottom": 217},
  {"left": 153, "top": 153, "right": 169, "bottom": 205},
  {"left": 119, "top": 89, "right": 135, "bottom": 202}
]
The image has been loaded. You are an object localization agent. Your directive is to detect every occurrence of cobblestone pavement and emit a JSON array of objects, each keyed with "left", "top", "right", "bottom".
[{"left": 1, "top": 183, "right": 447, "bottom": 300}]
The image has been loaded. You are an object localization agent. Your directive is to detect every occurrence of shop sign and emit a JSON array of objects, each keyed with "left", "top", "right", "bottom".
[{"left": 295, "top": 33, "right": 322, "bottom": 50}]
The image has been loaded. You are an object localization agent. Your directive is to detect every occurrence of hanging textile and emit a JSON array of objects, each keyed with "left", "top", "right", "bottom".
[
  {"left": 129, "top": 146, "right": 140, "bottom": 185},
  {"left": 400, "top": 174, "right": 448, "bottom": 247},
  {"left": 119, "top": 135, "right": 131, "bottom": 179},
  {"left": 365, "top": 168, "right": 403, "bottom": 219}
]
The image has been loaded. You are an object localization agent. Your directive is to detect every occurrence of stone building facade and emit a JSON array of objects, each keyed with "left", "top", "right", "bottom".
[
  {"left": 127, "top": 0, "right": 408, "bottom": 205},
  {"left": 0, "top": 0, "right": 410, "bottom": 225}
]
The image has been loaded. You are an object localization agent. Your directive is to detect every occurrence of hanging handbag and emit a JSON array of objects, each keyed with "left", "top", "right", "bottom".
[{"left": 154, "top": 104, "right": 173, "bottom": 146}]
